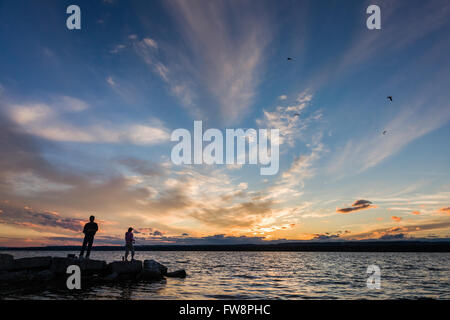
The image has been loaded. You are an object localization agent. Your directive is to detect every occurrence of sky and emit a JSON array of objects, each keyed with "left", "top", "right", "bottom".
[{"left": 0, "top": 0, "right": 449, "bottom": 247}]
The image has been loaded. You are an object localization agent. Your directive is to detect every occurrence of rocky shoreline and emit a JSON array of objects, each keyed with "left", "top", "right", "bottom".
[{"left": 0, "top": 253, "right": 186, "bottom": 290}]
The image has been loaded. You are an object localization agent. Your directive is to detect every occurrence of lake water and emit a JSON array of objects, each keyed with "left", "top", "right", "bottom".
[{"left": 1, "top": 251, "right": 449, "bottom": 299}]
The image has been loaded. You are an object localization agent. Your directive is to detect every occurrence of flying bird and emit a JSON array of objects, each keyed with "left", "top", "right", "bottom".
[
  {"left": 294, "top": 113, "right": 300, "bottom": 117},
  {"left": 287, "top": 57, "right": 293, "bottom": 61},
  {"left": 382, "top": 130, "right": 388, "bottom": 135},
  {"left": 387, "top": 96, "right": 393, "bottom": 102}
]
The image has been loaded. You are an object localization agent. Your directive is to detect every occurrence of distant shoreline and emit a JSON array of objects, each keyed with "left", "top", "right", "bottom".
[{"left": 1, "top": 241, "right": 449, "bottom": 252}]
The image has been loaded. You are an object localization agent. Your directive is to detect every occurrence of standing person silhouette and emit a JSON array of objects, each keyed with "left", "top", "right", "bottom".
[
  {"left": 125, "top": 227, "right": 135, "bottom": 261},
  {"left": 79, "top": 215, "right": 98, "bottom": 259}
]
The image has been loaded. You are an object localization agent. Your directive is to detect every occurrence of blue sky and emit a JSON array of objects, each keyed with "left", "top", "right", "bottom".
[{"left": 0, "top": 0, "right": 449, "bottom": 246}]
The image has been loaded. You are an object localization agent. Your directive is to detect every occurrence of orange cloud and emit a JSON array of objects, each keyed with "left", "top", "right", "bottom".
[
  {"left": 391, "top": 216, "right": 402, "bottom": 222},
  {"left": 412, "top": 211, "right": 421, "bottom": 215},
  {"left": 438, "top": 207, "right": 450, "bottom": 215}
]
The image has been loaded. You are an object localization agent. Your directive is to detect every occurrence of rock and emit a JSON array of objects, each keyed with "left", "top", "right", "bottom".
[
  {"left": 81, "top": 259, "right": 107, "bottom": 273},
  {"left": 50, "top": 257, "right": 78, "bottom": 274},
  {"left": 166, "top": 269, "right": 187, "bottom": 278},
  {"left": 108, "top": 260, "right": 142, "bottom": 275},
  {"left": 51, "top": 257, "right": 107, "bottom": 274},
  {"left": 138, "top": 269, "right": 164, "bottom": 281},
  {"left": 12, "top": 256, "right": 52, "bottom": 271},
  {"left": 0, "top": 255, "right": 186, "bottom": 289},
  {"left": 0, "top": 254, "right": 14, "bottom": 271},
  {"left": 34, "top": 269, "right": 55, "bottom": 281},
  {"left": 0, "top": 270, "right": 31, "bottom": 283},
  {"left": 143, "top": 259, "right": 167, "bottom": 275}
]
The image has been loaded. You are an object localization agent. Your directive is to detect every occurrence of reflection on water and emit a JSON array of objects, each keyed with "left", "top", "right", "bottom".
[{"left": 0, "top": 251, "right": 449, "bottom": 299}]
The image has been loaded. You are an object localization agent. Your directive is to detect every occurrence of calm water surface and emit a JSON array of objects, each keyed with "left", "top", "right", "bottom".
[{"left": 0, "top": 251, "right": 448, "bottom": 299}]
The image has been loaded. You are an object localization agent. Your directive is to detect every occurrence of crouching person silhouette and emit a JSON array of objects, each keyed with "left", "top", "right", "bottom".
[
  {"left": 79, "top": 215, "right": 98, "bottom": 259},
  {"left": 125, "top": 227, "right": 135, "bottom": 261}
]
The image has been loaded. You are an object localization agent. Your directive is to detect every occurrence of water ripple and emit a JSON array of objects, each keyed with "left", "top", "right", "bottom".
[{"left": 0, "top": 251, "right": 449, "bottom": 300}]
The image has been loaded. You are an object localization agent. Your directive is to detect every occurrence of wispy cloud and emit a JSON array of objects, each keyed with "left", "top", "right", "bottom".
[
  {"left": 159, "top": 0, "right": 274, "bottom": 124},
  {"left": 110, "top": 44, "right": 126, "bottom": 54},
  {"left": 256, "top": 91, "right": 320, "bottom": 147},
  {"left": 337, "top": 0, "right": 450, "bottom": 73},
  {"left": 320, "top": 1, "right": 450, "bottom": 178},
  {"left": 106, "top": 76, "right": 115, "bottom": 86},
  {"left": 328, "top": 91, "right": 450, "bottom": 175},
  {"left": 267, "top": 142, "right": 323, "bottom": 201},
  {"left": 132, "top": 36, "right": 200, "bottom": 116},
  {"left": 7, "top": 97, "right": 170, "bottom": 145}
]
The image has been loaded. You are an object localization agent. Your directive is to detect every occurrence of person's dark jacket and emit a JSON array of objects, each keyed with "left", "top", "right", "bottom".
[{"left": 83, "top": 222, "right": 98, "bottom": 237}]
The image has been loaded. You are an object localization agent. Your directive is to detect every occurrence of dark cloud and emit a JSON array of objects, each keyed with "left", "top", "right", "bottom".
[
  {"left": 185, "top": 234, "right": 266, "bottom": 245},
  {"left": 134, "top": 227, "right": 152, "bottom": 234},
  {"left": 312, "top": 233, "right": 340, "bottom": 241},
  {"left": 47, "top": 236, "right": 121, "bottom": 245},
  {"left": 0, "top": 203, "right": 84, "bottom": 232},
  {"left": 312, "top": 230, "right": 350, "bottom": 241},
  {"left": 0, "top": 113, "right": 81, "bottom": 189},
  {"left": 352, "top": 200, "right": 372, "bottom": 207},
  {"left": 350, "top": 220, "right": 450, "bottom": 240},
  {"left": 0, "top": 112, "right": 162, "bottom": 218},
  {"left": 337, "top": 199, "right": 375, "bottom": 213},
  {"left": 0, "top": 111, "right": 277, "bottom": 234},
  {"left": 134, "top": 227, "right": 164, "bottom": 237},
  {"left": 45, "top": 234, "right": 276, "bottom": 246},
  {"left": 378, "top": 233, "right": 406, "bottom": 240}
]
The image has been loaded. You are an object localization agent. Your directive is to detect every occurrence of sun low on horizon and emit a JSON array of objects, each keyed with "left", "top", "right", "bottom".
[{"left": 0, "top": 0, "right": 449, "bottom": 248}]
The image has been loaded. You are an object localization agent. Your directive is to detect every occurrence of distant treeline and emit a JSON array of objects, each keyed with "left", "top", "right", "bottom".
[{"left": 1, "top": 241, "right": 449, "bottom": 252}]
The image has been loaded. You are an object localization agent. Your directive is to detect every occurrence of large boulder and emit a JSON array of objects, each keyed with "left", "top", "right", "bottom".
[
  {"left": 143, "top": 259, "right": 167, "bottom": 275},
  {"left": 12, "top": 256, "right": 52, "bottom": 271},
  {"left": 0, "top": 270, "right": 31, "bottom": 283},
  {"left": 50, "top": 257, "right": 78, "bottom": 274},
  {"left": 166, "top": 269, "right": 187, "bottom": 278},
  {"left": 137, "top": 269, "right": 164, "bottom": 281},
  {"left": 81, "top": 259, "right": 107, "bottom": 273},
  {"left": 33, "top": 269, "right": 55, "bottom": 282},
  {"left": 0, "top": 254, "right": 13, "bottom": 271},
  {"left": 108, "top": 260, "right": 142, "bottom": 275},
  {"left": 51, "top": 257, "right": 107, "bottom": 274}
]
